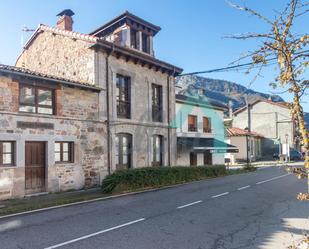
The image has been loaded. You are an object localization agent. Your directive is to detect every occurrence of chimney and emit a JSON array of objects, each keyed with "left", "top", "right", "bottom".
[
  {"left": 228, "top": 100, "right": 233, "bottom": 118},
  {"left": 56, "top": 9, "right": 75, "bottom": 31}
]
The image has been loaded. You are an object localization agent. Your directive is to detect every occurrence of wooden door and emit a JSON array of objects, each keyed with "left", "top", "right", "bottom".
[
  {"left": 25, "top": 142, "right": 46, "bottom": 193},
  {"left": 204, "top": 151, "right": 212, "bottom": 165},
  {"left": 190, "top": 152, "right": 197, "bottom": 166}
]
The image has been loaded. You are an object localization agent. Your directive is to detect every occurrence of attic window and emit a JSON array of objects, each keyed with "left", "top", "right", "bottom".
[
  {"left": 130, "top": 28, "right": 139, "bottom": 49},
  {"left": 142, "top": 33, "right": 150, "bottom": 53}
]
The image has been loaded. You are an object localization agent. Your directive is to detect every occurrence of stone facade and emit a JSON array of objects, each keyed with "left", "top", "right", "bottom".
[
  {"left": 15, "top": 19, "right": 180, "bottom": 174},
  {"left": 2, "top": 12, "right": 182, "bottom": 199},
  {"left": 101, "top": 53, "right": 177, "bottom": 170},
  {"left": 16, "top": 29, "right": 96, "bottom": 85},
  {"left": 0, "top": 73, "right": 106, "bottom": 200}
]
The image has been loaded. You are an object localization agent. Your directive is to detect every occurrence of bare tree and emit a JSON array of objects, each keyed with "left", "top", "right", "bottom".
[{"left": 227, "top": 0, "right": 309, "bottom": 199}]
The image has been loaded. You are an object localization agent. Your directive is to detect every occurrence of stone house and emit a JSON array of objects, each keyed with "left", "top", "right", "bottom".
[
  {"left": 225, "top": 127, "right": 263, "bottom": 164},
  {"left": 0, "top": 10, "right": 182, "bottom": 199},
  {"left": 0, "top": 64, "right": 105, "bottom": 200},
  {"left": 232, "top": 100, "right": 297, "bottom": 159},
  {"left": 175, "top": 94, "right": 237, "bottom": 166}
]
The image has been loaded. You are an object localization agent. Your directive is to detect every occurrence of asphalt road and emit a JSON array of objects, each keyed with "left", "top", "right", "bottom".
[{"left": 0, "top": 166, "right": 308, "bottom": 249}]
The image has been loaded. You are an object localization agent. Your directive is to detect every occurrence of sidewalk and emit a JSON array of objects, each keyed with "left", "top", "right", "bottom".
[{"left": 0, "top": 187, "right": 104, "bottom": 216}]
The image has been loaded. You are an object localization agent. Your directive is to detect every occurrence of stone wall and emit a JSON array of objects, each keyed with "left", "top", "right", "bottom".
[
  {"left": 0, "top": 75, "right": 106, "bottom": 200},
  {"left": 56, "top": 86, "right": 99, "bottom": 120},
  {"left": 0, "top": 76, "right": 19, "bottom": 113},
  {"left": 16, "top": 30, "right": 95, "bottom": 84}
]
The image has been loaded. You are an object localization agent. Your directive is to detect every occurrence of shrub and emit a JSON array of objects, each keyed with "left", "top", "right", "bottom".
[{"left": 102, "top": 165, "right": 227, "bottom": 194}]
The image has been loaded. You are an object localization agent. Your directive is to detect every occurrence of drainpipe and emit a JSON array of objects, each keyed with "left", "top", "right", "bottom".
[
  {"left": 167, "top": 68, "right": 176, "bottom": 167},
  {"left": 167, "top": 74, "right": 171, "bottom": 167},
  {"left": 106, "top": 46, "right": 113, "bottom": 175}
]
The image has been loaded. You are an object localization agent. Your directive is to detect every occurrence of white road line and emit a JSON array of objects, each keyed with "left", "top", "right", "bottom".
[
  {"left": 237, "top": 185, "right": 251, "bottom": 191},
  {"left": 211, "top": 192, "right": 229, "bottom": 198},
  {"left": 44, "top": 218, "right": 145, "bottom": 249},
  {"left": 256, "top": 173, "right": 290, "bottom": 185},
  {"left": 177, "top": 200, "right": 203, "bottom": 209}
]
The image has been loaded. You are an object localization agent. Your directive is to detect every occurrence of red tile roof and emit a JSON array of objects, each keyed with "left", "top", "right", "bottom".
[
  {"left": 24, "top": 24, "right": 98, "bottom": 49},
  {"left": 226, "top": 127, "right": 263, "bottom": 138}
]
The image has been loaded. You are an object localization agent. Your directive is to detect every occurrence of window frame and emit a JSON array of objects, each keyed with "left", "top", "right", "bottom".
[
  {"left": 0, "top": 141, "right": 15, "bottom": 167},
  {"left": 152, "top": 135, "right": 163, "bottom": 167},
  {"left": 188, "top": 115, "right": 198, "bottom": 132},
  {"left": 115, "top": 133, "right": 132, "bottom": 170},
  {"left": 116, "top": 74, "right": 131, "bottom": 119},
  {"left": 19, "top": 84, "right": 55, "bottom": 115},
  {"left": 130, "top": 28, "right": 139, "bottom": 49},
  {"left": 55, "top": 142, "right": 74, "bottom": 163},
  {"left": 152, "top": 84, "right": 163, "bottom": 122},
  {"left": 203, "top": 117, "right": 211, "bottom": 133},
  {"left": 142, "top": 33, "right": 150, "bottom": 54}
]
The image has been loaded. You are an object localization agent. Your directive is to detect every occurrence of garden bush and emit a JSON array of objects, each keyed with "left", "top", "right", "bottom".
[{"left": 102, "top": 165, "right": 227, "bottom": 194}]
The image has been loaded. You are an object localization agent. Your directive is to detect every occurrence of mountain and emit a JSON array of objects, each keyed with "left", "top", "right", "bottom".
[{"left": 176, "top": 75, "right": 284, "bottom": 110}]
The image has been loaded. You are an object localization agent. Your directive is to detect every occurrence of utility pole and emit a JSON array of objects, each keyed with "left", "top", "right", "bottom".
[{"left": 245, "top": 97, "right": 251, "bottom": 167}]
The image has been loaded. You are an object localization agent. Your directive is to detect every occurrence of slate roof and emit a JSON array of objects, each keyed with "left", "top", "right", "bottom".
[
  {"left": 233, "top": 99, "right": 290, "bottom": 115},
  {"left": 176, "top": 94, "right": 228, "bottom": 110},
  {"left": 0, "top": 64, "right": 102, "bottom": 91},
  {"left": 22, "top": 24, "right": 182, "bottom": 76}
]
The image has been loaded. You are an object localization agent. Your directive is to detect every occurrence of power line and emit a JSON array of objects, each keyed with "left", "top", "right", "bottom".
[{"left": 179, "top": 50, "right": 309, "bottom": 76}]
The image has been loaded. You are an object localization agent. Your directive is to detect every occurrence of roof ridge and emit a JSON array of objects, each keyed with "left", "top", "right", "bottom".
[{"left": 39, "top": 24, "right": 98, "bottom": 42}]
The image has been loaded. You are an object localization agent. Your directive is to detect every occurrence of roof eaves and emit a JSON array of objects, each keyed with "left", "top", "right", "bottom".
[
  {"left": 89, "top": 11, "right": 161, "bottom": 36},
  {"left": 0, "top": 64, "right": 102, "bottom": 92},
  {"left": 93, "top": 40, "right": 183, "bottom": 75}
]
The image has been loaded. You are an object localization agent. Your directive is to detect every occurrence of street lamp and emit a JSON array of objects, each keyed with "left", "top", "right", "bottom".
[{"left": 285, "top": 134, "right": 289, "bottom": 162}]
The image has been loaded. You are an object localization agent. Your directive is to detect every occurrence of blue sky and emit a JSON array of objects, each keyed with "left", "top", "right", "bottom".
[{"left": 0, "top": 0, "right": 308, "bottom": 111}]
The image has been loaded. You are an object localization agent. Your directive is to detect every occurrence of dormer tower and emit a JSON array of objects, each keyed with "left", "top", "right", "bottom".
[{"left": 89, "top": 11, "right": 161, "bottom": 57}]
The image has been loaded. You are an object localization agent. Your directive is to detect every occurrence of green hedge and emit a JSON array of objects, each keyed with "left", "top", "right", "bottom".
[{"left": 101, "top": 166, "right": 227, "bottom": 194}]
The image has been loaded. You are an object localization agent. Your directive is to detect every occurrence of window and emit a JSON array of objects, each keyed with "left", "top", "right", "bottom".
[
  {"left": 188, "top": 115, "right": 197, "bottom": 132},
  {"left": 19, "top": 85, "right": 54, "bottom": 115},
  {"left": 203, "top": 117, "right": 211, "bottom": 133},
  {"left": 130, "top": 29, "right": 139, "bottom": 49},
  {"left": 55, "top": 142, "right": 74, "bottom": 163},
  {"left": 189, "top": 152, "right": 197, "bottom": 166},
  {"left": 0, "top": 141, "right": 15, "bottom": 166},
  {"left": 116, "top": 75, "right": 131, "bottom": 119},
  {"left": 152, "top": 135, "right": 163, "bottom": 167},
  {"left": 142, "top": 33, "right": 150, "bottom": 53},
  {"left": 115, "top": 133, "right": 132, "bottom": 170},
  {"left": 152, "top": 84, "right": 163, "bottom": 122}
]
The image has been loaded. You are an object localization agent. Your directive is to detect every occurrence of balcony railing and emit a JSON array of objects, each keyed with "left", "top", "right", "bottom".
[
  {"left": 203, "top": 127, "right": 212, "bottom": 133},
  {"left": 117, "top": 101, "right": 130, "bottom": 119},
  {"left": 188, "top": 124, "right": 197, "bottom": 132}
]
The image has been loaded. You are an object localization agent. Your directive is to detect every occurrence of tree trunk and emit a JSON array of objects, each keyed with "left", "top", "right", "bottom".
[{"left": 293, "top": 92, "right": 309, "bottom": 194}]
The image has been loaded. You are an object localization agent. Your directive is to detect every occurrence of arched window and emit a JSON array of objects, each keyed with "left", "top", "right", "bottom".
[
  {"left": 115, "top": 133, "right": 132, "bottom": 170},
  {"left": 152, "top": 135, "right": 163, "bottom": 167}
]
